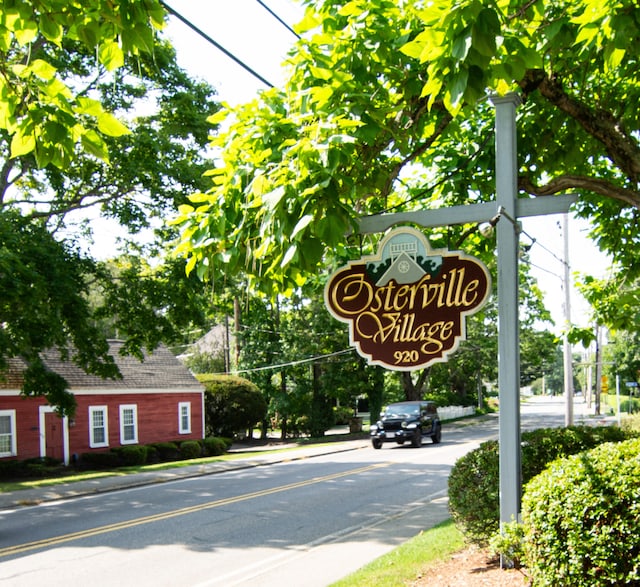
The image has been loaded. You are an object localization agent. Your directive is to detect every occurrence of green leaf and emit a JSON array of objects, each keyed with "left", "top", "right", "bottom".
[
  {"left": 39, "top": 13, "right": 63, "bottom": 44},
  {"left": 13, "top": 20, "right": 37, "bottom": 45},
  {"left": 97, "top": 112, "right": 130, "bottom": 136},
  {"left": 81, "top": 129, "right": 109, "bottom": 160},
  {"left": 76, "top": 97, "right": 104, "bottom": 117},
  {"left": 29, "top": 59, "right": 57, "bottom": 80},
  {"left": 282, "top": 244, "right": 298, "bottom": 267},
  {"left": 294, "top": 12, "right": 322, "bottom": 35},
  {"left": 98, "top": 40, "right": 125, "bottom": 71},
  {"left": 10, "top": 130, "right": 35, "bottom": 157},
  {"left": 291, "top": 214, "right": 313, "bottom": 239}
]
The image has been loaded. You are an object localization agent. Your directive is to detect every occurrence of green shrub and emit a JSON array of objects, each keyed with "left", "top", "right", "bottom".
[
  {"left": 115, "top": 445, "right": 148, "bottom": 466},
  {"left": 202, "top": 436, "right": 229, "bottom": 456},
  {"left": 0, "top": 460, "right": 24, "bottom": 478},
  {"left": 333, "top": 406, "right": 353, "bottom": 425},
  {"left": 488, "top": 520, "right": 525, "bottom": 569},
  {"left": 448, "top": 438, "right": 500, "bottom": 544},
  {"left": 144, "top": 444, "right": 159, "bottom": 463},
  {"left": 197, "top": 374, "right": 268, "bottom": 438},
  {"left": 80, "top": 451, "right": 120, "bottom": 469},
  {"left": 180, "top": 440, "right": 202, "bottom": 460},
  {"left": 448, "top": 425, "right": 632, "bottom": 544},
  {"left": 621, "top": 412, "right": 640, "bottom": 433},
  {"left": 522, "top": 438, "right": 640, "bottom": 586},
  {"left": 152, "top": 442, "right": 180, "bottom": 461}
]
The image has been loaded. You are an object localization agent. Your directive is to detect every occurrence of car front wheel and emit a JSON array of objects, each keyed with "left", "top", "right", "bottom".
[
  {"left": 372, "top": 438, "right": 382, "bottom": 449},
  {"left": 431, "top": 425, "right": 442, "bottom": 444}
]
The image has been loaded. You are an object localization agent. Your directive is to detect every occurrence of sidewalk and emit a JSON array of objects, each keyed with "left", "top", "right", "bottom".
[{"left": 0, "top": 437, "right": 370, "bottom": 510}]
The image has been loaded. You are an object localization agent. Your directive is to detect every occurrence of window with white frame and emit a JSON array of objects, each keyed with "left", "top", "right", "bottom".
[
  {"left": 89, "top": 406, "right": 109, "bottom": 448},
  {"left": 178, "top": 402, "right": 191, "bottom": 434},
  {"left": 119, "top": 405, "right": 138, "bottom": 444},
  {"left": 0, "top": 410, "right": 17, "bottom": 457}
]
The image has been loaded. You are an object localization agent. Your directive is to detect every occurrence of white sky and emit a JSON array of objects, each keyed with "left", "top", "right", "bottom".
[
  {"left": 521, "top": 215, "right": 610, "bottom": 333},
  {"left": 164, "top": 0, "right": 304, "bottom": 105},
  {"left": 159, "top": 0, "right": 611, "bottom": 332}
]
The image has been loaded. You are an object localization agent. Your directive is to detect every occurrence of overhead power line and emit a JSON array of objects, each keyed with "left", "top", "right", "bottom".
[
  {"left": 160, "top": 1, "right": 274, "bottom": 88},
  {"left": 228, "top": 348, "right": 356, "bottom": 375},
  {"left": 255, "top": 0, "right": 301, "bottom": 39}
]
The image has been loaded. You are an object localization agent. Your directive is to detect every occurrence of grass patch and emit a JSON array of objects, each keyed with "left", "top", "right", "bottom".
[{"left": 329, "top": 519, "right": 464, "bottom": 587}]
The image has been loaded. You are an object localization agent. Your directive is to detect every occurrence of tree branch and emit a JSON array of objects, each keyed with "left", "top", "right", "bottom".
[
  {"left": 383, "top": 104, "right": 453, "bottom": 197},
  {"left": 518, "top": 174, "right": 640, "bottom": 209},
  {"left": 519, "top": 69, "right": 640, "bottom": 184}
]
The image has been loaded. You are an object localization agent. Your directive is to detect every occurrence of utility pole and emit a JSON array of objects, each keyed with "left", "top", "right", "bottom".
[
  {"left": 595, "top": 326, "right": 602, "bottom": 415},
  {"left": 562, "top": 213, "right": 574, "bottom": 426}
]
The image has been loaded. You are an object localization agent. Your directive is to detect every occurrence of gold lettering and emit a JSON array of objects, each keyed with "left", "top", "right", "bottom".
[
  {"left": 419, "top": 278, "right": 445, "bottom": 309},
  {"left": 330, "top": 273, "right": 373, "bottom": 316},
  {"left": 462, "top": 280, "right": 480, "bottom": 306},
  {"left": 441, "top": 320, "right": 454, "bottom": 340}
]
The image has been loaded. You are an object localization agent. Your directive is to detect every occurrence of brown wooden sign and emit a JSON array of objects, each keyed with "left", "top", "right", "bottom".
[{"left": 324, "top": 227, "right": 491, "bottom": 370}]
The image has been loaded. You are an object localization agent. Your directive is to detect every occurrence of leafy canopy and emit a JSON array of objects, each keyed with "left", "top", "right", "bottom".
[
  {"left": 0, "top": 0, "right": 165, "bottom": 167},
  {"left": 0, "top": 1, "right": 221, "bottom": 415},
  {"left": 173, "top": 0, "right": 640, "bottom": 320}
]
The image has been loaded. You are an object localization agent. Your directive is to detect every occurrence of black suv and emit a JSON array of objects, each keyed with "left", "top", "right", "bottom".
[{"left": 370, "top": 401, "right": 441, "bottom": 449}]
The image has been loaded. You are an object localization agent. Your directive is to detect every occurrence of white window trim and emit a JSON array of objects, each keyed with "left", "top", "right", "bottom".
[
  {"left": 178, "top": 402, "right": 191, "bottom": 434},
  {"left": 0, "top": 409, "right": 17, "bottom": 458},
  {"left": 119, "top": 404, "right": 138, "bottom": 445},
  {"left": 89, "top": 406, "right": 109, "bottom": 448}
]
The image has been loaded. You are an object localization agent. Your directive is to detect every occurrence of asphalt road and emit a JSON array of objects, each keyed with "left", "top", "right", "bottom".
[{"left": 0, "top": 396, "right": 595, "bottom": 587}]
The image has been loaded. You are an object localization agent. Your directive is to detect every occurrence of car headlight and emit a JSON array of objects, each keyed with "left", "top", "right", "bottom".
[{"left": 405, "top": 422, "right": 418, "bottom": 429}]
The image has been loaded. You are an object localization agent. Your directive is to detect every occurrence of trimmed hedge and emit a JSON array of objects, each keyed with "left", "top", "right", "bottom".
[
  {"left": 522, "top": 438, "right": 640, "bottom": 586},
  {"left": 180, "top": 440, "right": 203, "bottom": 460},
  {"left": 0, "top": 437, "right": 232, "bottom": 479},
  {"left": 76, "top": 437, "right": 229, "bottom": 470},
  {"left": 448, "top": 425, "right": 633, "bottom": 544},
  {"left": 0, "top": 457, "right": 64, "bottom": 479},
  {"left": 114, "top": 445, "right": 148, "bottom": 466},
  {"left": 202, "top": 436, "right": 230, "bottom": 456}
]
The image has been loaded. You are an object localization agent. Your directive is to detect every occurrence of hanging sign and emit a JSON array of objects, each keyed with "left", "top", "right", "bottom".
[{"left": 324, "top": 227, "right": 491, "bottom": 370}]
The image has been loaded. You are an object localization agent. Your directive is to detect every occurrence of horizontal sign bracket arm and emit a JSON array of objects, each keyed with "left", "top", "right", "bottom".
[{"left": 356, "top": 193, "right": 579, "bottom": 235}]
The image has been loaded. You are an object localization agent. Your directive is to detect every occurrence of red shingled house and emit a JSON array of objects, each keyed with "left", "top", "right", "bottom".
[{"left": 0, "top": 341, "right": 204, "bottom": 465}]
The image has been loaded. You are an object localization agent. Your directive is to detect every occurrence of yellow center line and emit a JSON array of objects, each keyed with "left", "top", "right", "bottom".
[{"left": 0, "top": 461, "right": 392, "bottom": 558}]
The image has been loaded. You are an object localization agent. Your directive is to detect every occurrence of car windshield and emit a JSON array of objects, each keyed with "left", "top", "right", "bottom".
[{"left": 383, "top": 405, "right": 419, "bottom": 418}]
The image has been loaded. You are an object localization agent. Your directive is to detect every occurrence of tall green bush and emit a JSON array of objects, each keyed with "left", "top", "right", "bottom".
[
  {"left": 522, "top": 438, "right": 640, "bottom": 586},
  {"left": 197, "top": 374, "right": 268, "bottom": 438},
  {"left": 448, "top": 425, "right": 632, "bottom": 544}
]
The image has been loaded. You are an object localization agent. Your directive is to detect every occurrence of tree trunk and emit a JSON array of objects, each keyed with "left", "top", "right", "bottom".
[
  {"left": 368, "top": 366, "right": 385, "bottom": 424},
  {"left": 401, "top": 368, "right": 430, "bottom": 400}
]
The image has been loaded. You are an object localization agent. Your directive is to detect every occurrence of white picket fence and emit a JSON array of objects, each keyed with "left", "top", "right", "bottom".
[{"left": 437, "top": 405, "right": 476, "bottom": 421}]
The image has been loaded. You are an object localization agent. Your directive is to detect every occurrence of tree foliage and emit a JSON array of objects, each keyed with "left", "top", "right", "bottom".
[
  {"left": 0, "top": 1, "right": 221, "bottom": 415},
  {"left": 1, "top": 0, "right": 165, "bottom": 166},
  {"left": 173, "top": 0, "right": 640, "bottom": 330}
]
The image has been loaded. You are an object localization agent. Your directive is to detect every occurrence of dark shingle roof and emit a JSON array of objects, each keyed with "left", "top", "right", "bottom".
[{"left": 0, "top": 340, "right": 202, "bottom": 390}]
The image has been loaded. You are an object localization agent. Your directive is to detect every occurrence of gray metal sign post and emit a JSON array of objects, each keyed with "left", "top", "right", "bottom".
[{"left": 357, "top": 93, "right": 577, "bottom": 528}]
